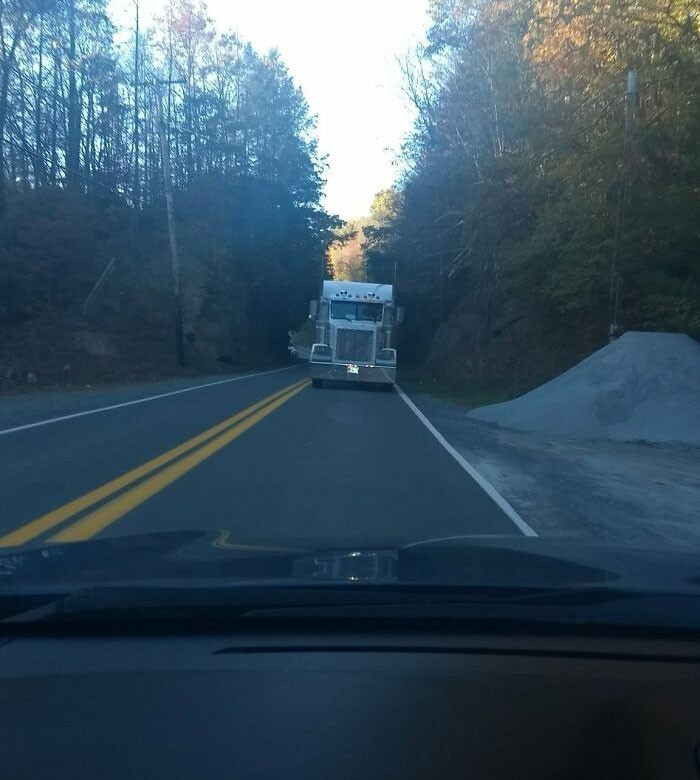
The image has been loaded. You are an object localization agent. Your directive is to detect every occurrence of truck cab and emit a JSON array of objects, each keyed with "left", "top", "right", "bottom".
[{"left": 309, "top": 280, "right": 402, "bottom": 388}]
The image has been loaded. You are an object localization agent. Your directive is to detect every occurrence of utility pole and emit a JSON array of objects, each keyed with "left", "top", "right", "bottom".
[
  {"left": 609, "top": 69, "right": 636, "bottom": 342},
  {"left": 154, "top": 80, "right": 185, "bottom": 367}
]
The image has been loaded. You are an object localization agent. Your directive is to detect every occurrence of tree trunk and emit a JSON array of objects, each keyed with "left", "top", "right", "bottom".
[
  {"left": 19, "top": 72, "right": 29, "bottom": 185},
  {"left": 132, "top": 0, "right": 140, "bottom": 209},
  {"left": 34, "top": 15, "right": 46, "bottom": 185},
  {"left": 0, "top": 68, "right": 11, "bottom": 216},
  {"left": 0, "top": 23, "right": 28, "bottom": 216},
  {"left": 85, "top": 84, "right": 94, "bottom": 185},
  {"left": 49, "top": 50, "right": 59, "bottom": 183},
  {"left": 66, "top": 0, "right": 81, "bottom": 189}
]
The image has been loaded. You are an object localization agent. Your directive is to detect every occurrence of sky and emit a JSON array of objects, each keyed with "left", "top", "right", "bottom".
[{"left": 110, "top": 0, "right": 431, "bottom": 220}]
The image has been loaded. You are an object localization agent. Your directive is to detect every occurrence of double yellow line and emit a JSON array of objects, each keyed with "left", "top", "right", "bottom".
[{"left": 0, "top": 378, "right": 309, "bottom": 548}]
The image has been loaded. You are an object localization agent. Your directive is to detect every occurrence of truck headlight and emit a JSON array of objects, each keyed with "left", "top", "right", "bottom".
[{"left": 376, "top": 348, "right": 396, "bottom": 366}]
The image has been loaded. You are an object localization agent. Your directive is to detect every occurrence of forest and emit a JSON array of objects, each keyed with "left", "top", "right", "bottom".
[
  {"left": 366, "top": 0, "right": 700, "bottom": 396},
  {"left": 2, "top": 0, "right": 698, "bottom": 395},
  {"left": 0, "top": 0, "right": 333, "bottom": 385}
]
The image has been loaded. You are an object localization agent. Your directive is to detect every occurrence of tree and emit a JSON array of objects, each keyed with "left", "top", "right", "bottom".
[
  {"left": 0, "top": 0, "right": 334, "bottom": 373},
  {"left": 327, "top": 220, "right": 368, "bottom": 282},
  {"left": 374, "top": 0, "right": 700, "bottom": 386},
  {"left": 364, "top": 188, "right": 401, "bottom": 283},
  {"left": 0, "top": 0, "right": 52, "bottom": 214}
]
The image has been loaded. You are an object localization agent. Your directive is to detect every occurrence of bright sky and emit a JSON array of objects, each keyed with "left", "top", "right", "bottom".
[{"left": 111, "top": 0, "right": 430, "bottom": 219}]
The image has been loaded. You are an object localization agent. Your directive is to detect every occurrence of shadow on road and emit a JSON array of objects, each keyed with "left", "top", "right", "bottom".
[{"left": 314, "top": 381, "right": 393, "bottom": 394}]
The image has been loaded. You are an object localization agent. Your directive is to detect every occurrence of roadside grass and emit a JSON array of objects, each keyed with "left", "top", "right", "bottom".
[
  {"left": 397, "top": 366, "right": 518, "bottom": 411},
  {"left": 0, "top": 359, "right": 293, "bottom": 398}
]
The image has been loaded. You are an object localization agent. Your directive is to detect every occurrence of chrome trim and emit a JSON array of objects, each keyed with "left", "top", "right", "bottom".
[
  {"left": 310, "top": 343, "right": 332, "bottom": 362},
  {"left": 310, "top": 362, "right": 395, "bottom": 385},
  {"left": 335, "top": 328, "right": 374, "bottom": 363}
]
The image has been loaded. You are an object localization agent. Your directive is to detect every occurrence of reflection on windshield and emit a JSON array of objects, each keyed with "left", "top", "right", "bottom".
[{"left": 331, "top": 301, "right": 384, "bottom": 322}]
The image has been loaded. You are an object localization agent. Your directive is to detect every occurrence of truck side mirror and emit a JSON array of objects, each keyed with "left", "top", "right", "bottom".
[
  {"left": 396, "top": 306, "right": 404, "bottom": 324},
  {"left": 309, "top": 300, "right": 318, "bottom": 318}
]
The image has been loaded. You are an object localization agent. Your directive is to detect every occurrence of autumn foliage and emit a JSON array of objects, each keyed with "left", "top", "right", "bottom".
[
  {"left": 0, "top": 0, "right": 333, "bottom": 384},
  {"left": 370, "top": 0, "right": 700, "bottom": 393}
]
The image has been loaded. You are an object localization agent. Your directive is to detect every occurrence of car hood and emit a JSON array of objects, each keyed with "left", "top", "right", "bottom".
[{"left": 1, "top": 530, "right": 700, "bottom": 595}]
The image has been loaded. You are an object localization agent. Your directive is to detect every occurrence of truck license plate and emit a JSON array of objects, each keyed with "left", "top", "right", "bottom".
[{"left": 347, "top": 364, "right": 360, "bottom": 375}]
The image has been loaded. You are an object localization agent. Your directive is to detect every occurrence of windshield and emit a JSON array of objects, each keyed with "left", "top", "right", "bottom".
[
  {"left": 331, "top": 301, "right": 384, "bottom": 322},
  {"left": 0, "top": 0, "right": 698, "bottom": 632}
]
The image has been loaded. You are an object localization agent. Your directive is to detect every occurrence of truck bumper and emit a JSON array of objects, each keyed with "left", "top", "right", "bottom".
[{"left": 310, "top": 362, "right": 396, "bottom": 385}]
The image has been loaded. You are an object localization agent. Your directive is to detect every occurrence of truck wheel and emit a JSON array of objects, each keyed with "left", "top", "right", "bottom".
[{"left": 312, "top": 378, "right": 323, "bottom": 388}]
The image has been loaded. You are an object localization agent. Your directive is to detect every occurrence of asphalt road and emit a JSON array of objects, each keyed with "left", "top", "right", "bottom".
[{"left": 0, "top": 366, "right": 531, "bottom": 552}]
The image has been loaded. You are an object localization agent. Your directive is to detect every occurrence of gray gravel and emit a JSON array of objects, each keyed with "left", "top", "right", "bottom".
[
  {"left": 410, "top": 391, "right": 700, "bottom": 548},
  {"left": 469, "top": 332, "right": 700, "bottom": 446}
]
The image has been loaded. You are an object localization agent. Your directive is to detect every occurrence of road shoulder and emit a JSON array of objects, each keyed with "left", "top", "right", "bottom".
[
  {"left": 0, "top": 366, "right": 297, "bottom": 433},
  {"left": 404, "top": 390, "right": 700, "bottom": 547}
]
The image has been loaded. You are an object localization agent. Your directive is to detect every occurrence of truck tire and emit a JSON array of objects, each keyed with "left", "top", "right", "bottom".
[{"left": 312, "top": 378, "right": 323, "bottom": 388}]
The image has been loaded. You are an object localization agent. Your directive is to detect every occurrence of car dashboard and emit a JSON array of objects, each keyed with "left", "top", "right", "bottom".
[{"left": 1, "top": 626, "right": 700, "bottom": 779}]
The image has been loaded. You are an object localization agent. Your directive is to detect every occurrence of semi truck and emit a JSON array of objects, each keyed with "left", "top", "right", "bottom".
[{"left": 308, "top": 280, "right": 403, "bottom": 388}]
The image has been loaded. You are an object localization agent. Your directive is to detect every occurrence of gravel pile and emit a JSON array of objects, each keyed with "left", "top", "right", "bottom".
[{"left": 469, "top": 332, "right": 700, "bottom": 445}]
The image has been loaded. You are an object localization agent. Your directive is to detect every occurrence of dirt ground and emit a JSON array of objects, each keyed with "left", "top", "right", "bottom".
[{"left": 409, "top": 391, "right": 700, "bottom": 548}]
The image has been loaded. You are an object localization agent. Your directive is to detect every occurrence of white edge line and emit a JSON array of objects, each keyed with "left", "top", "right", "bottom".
[
  {"left": 395, "top": 384, "right": 538, "bottom": 538},
  {"left": 0, "top": 365, "right": 298, "bottom": 437},
  {"left": 403, "top": 535, "right": 524, "bottom": 547}
]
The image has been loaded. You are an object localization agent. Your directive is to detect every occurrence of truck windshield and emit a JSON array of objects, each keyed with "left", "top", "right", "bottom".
[{"left": 331, "top": 301, "right": 384, "bottom": 322}]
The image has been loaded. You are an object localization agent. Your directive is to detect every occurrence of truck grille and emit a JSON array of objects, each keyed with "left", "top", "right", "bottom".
[{"left": 335, "top": 329, "right": 374, "bottom": 362}]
